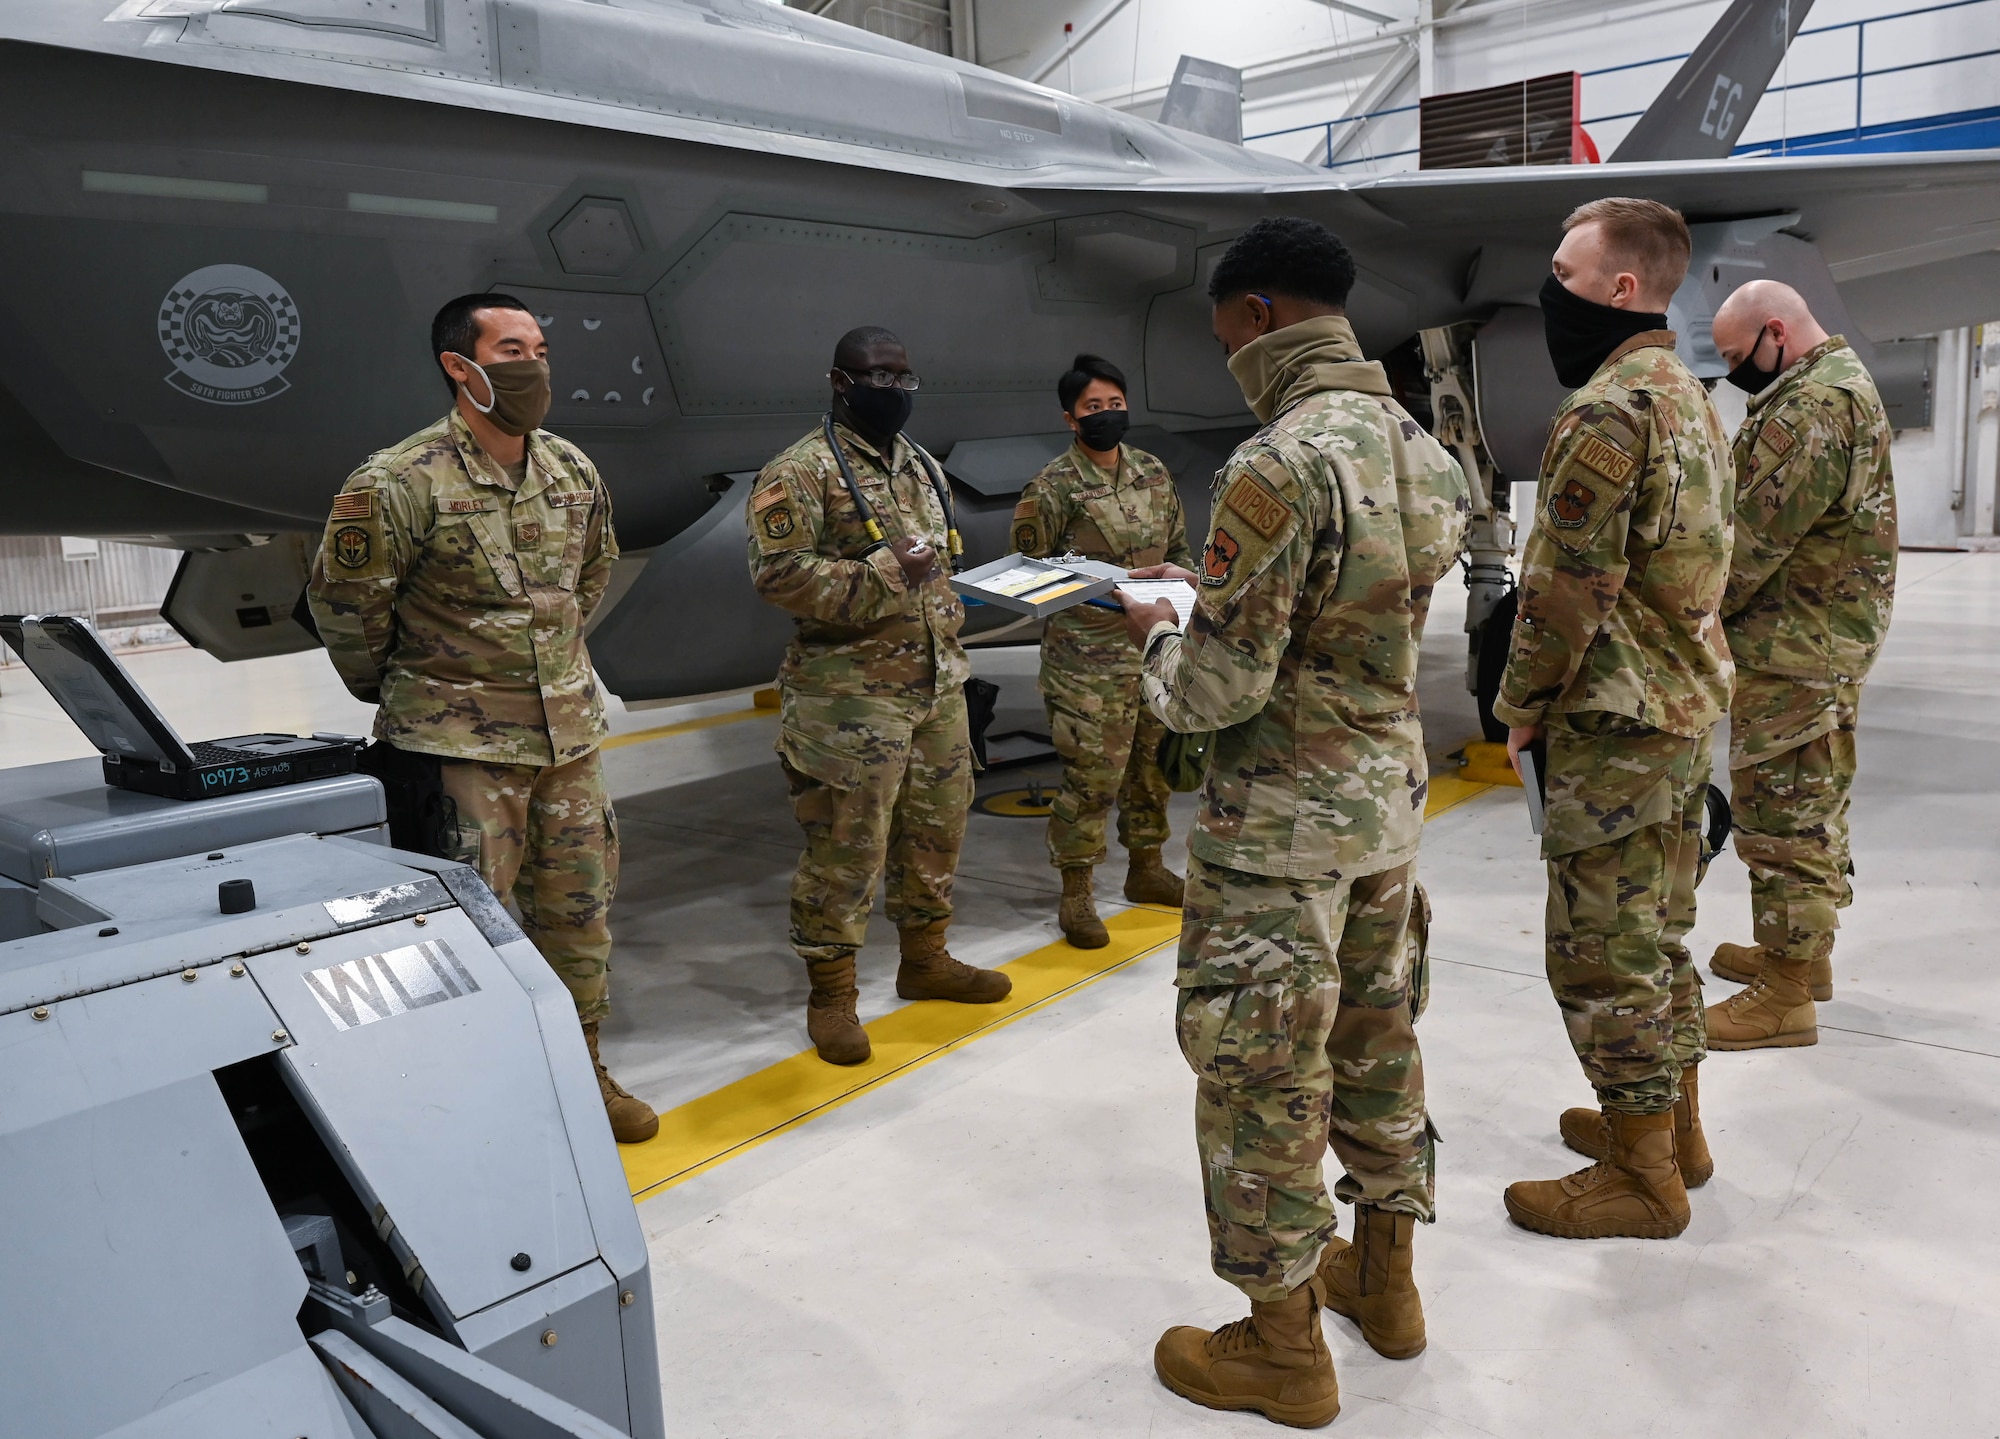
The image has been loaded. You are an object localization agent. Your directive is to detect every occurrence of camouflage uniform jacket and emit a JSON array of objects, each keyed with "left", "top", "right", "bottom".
[
  {"left": 1493, "top": 331, "right": 1734, "bottom": 738},
  {"left": 1723, "top": 336, "right": 1897, "bottom": 683},
  {"left": 747, "top": 420, "right": 967, "bottom": 696},
  {"left": 1141, "top": 317, "right": 1470, "bottom": 880},
  {"left": 307, "top": 409, "right": 617, "bottom": 767},
  {"left": 1014, "top": 440, "right": 1193, "bottom": 683}
]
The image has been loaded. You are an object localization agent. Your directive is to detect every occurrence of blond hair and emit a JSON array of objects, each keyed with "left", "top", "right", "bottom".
[{"left": 1563, "top": 197, "right": 1692, "bottom": 301}]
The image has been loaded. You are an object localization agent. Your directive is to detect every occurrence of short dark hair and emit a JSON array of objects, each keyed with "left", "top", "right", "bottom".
[
  {"left": 1208, "top": 217, "right": 1357, "bottom": 309},
  {"left": 431, "top": 292, "right": 533, "bottom": 398},
  {"left": 1057, "top": 353, "right": 1127, "bottom": 413},
  {"left": 833, "top": 325, "right": 904, "bottom": 370}
]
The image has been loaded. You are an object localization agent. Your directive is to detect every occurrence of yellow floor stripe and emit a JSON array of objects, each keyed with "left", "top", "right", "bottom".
[
  {"left": 619, "top": 906, "right": 1182, "bottom": 1200},
  {"left": 601, "top": 704, "right": 772, "bottom": 751},
  {"left": 618, "top": 747, "right": 1501, "bottom": 1201},
  {"left": 1425, "top": 773, "right": 1495, "bottom": 819}
]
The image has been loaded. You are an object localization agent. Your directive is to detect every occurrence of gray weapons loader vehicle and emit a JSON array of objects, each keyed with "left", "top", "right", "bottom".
[
  {"left": 0, "top": 825, "right": 666, "bottom": 1439},
  {"left": 0, "top": 0, "right": 1996, "bottom": 716}
]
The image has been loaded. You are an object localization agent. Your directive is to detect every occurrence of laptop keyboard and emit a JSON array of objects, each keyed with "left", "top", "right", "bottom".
[{"left": 191, "top": 740, "right": 255, "bottom": 762}]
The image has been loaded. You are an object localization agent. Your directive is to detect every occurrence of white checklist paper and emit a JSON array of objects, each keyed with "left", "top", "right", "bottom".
[{"left": 1117, "top": 578, "right": 1197, "bottom": 627}]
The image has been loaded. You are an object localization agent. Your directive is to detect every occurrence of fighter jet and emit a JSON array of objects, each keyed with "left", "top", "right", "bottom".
[{"left": 0, "top": 0, "right": 1993, "bottom": 712}]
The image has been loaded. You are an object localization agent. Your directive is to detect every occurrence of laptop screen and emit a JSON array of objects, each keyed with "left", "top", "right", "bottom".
[{"left": 0, "top": 615, "right": 196, "bottom": 771}]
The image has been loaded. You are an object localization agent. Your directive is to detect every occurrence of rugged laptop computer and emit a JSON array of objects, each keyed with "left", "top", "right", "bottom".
[{"left": 0, "top": 614, "right": 360, "bottom": 800}]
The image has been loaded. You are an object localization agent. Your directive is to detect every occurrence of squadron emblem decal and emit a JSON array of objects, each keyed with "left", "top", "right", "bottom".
[
  {"left": 159, "top": 264, "right": 301, "bottom": 405},
  {"left": 333, "top": 525, "right": 371, "bottom": 569}
]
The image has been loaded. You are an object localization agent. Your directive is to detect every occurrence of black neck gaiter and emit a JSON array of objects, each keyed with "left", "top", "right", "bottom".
[{"left": 1540, "top": 274, "right": 1668, "bottom": 389}]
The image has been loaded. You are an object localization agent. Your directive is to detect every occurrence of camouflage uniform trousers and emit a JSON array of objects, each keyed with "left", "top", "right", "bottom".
[
  {"left": 1044, "top": 661, "right": 1172, "bottom": 869},
  {"left": 1177, "top": 854, "right": 1433, "bottom": 1303},
  {"left": 439, "top": 749, "right": 617, "bottom": 1023},
  {"left": 1730, "top": 677, "right": 1861, "bottom": 963},
  {"left": 1541, "top": 712, "right": 1713, "bottom": 1114},
  {"left": 777, "top": 683, "right": 972, "bottom": 959}
]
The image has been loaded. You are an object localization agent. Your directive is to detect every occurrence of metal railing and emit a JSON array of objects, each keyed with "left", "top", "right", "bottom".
[{"left": 1243, "top": 0, "right": 2000, "bottom": 169}]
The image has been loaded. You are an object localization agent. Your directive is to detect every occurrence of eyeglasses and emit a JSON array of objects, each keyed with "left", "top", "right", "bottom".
[{"left": 837, "top": 367, "right": 922, "bottom": 392}]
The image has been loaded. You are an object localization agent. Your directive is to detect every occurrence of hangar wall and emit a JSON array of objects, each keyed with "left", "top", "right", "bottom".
[{"left": 962, "top": 0, "right": 2000, "bottom": 172}]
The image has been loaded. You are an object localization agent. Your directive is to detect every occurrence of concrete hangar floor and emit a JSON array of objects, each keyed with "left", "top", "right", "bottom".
[{"left": 4, "top": 554, "right": 1995, "bottom": 1434}]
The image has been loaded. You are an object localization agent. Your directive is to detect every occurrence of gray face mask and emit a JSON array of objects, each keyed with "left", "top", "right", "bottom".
[{"left": 455, "top": 355, "right": 552, "bottom": 436}]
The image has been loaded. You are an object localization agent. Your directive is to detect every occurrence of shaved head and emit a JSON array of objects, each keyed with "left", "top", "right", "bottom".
[{"left": 1712, "top": 280, "right": 1830, "bottom": 369}]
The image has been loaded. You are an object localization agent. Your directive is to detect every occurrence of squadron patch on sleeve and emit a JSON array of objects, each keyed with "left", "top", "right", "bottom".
[
  {"left": 1201, "top": 527, "right": 1242, "bottom": 586},
  {"left": 329, "top": 489, "right": 374, "bottom": 521},
  {"left": 332, "top": 525, "right": 372, "bottom": 569},
  {"left": 1758, "top": 418, "right": 1798, "bottom": 458},
  {"left": 1014, "top": 523, "right": 1039, "bottom": 552},
  {"left": 1540, "top": 424, "right": 1637, "bottom": 550},
  {"left": 762, "top": 504, "right": 795, "bottom": 540},
  {"left": 1547, "top": 476, "right": 1597, "bottom": 529}
]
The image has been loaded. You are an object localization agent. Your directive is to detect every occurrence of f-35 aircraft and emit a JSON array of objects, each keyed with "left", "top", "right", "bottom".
[{"left": 1, "top": 0, "right": 1995, "bottom": 707}]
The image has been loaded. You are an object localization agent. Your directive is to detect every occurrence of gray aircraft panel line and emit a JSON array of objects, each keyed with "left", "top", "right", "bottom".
[{"left": 3, "top": 0, "right": 1311, "bottom": 192}]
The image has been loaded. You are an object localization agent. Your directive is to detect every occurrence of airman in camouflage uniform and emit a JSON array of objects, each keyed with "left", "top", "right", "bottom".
[
  {"left": 1127, "top": 220, "right": 1467, "bottom": 1424},
  {"left": 308, "top": 292, "right": 657, "bottom": 1144},
  {"left": 1495, "top": 199, "right": 1732, "bottom": 1241},
  {"left": 1702, "top": 282, "right": 1897, "bottom": 1051},
  {"left": 749, "top": 327, "right": 1010, "bottom": 1067},
  {"left": 1015, "top": 421, "right": 1193, "bottom": 946}
]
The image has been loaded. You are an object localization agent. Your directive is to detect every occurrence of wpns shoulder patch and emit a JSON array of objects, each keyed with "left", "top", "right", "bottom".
[
  {"left": 1572, "top": 432, "right": 1637, "bottom": 484},
  {"left": 1758, "top": 419, "right": 1798, "bottom": 457},
  {"left": 1221, "top": 472, "right": 1291, "bottom": 541}
]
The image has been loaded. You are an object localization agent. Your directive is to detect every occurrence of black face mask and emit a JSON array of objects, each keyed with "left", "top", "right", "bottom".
[
  {"left": 837, "top": 383, "right": 912, "bottom": 446},
  {"left": 1074, "top": 409, "right": 1130, "bottom": 453},
  {"left": 1726, "top": 326, "right": 1786, "bottom": 394},
  {"left": 1540, "top": 273, "right": 1669, "bottom": 389}
]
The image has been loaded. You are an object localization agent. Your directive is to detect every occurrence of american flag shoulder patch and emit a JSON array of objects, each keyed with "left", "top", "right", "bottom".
[{"left": 329, "top": 490, "right": 374, "bottom": 521}]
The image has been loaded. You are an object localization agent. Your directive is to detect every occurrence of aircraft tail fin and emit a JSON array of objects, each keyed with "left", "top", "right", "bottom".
[{"left": 1608, "top": 0, "right": 1814, "bottom": 162}]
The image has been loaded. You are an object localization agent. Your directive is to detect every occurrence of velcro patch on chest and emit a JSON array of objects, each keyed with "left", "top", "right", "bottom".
[
  {"left": 515, "top": 521, "right": 542, "bottom": 545},
  {"left": 1571, "top": 432, "right": 1638, "bottom": 484},
  {"left": 329, "top": 489, "right": 374, "bottom": 521},
  {"left": 1758, "top": 419, "right": 1798, "bottom": 458},
  {"left": 1221, "top": 472, "right": 1290, "bottom": 541},
  {"left": 545, "top": 489, "right": 594, "bottom": 508}
]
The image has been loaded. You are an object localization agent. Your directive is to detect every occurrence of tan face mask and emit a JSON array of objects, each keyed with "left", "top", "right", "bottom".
[
  {"left": 1225, "top": 331, "right": 1287, "bottom": 425},
  {"left": 455, "top": 356, "right": 552, "bottom": 437}
]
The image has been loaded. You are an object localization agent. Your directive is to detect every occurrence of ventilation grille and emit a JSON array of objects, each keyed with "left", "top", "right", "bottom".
[{"left": 1420, "top": 72, "right": 1583, "bottom": 169}]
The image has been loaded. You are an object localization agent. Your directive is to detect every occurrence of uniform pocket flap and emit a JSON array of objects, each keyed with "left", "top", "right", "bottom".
[
  {"left": 777, "top": 724, "right": 864, "bottom": 790},
  {"left": 1176, "top": 908, "right": 1301, "bottom": 988}
]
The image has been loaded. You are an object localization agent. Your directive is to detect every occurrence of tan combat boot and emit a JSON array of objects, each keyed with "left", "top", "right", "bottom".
[
  {"left": 1505, "top": 1109, "right": 1690, "bottom": 1240},
  {"left": 1057, "top": 866, "right": 1109, "bottom": 949},
  {"left": 581, "top": 1021, "right": 660, "bottom": 1144},
  {"left": 1707, "top": 942, "right": 1819, "bottom": 1049},
  {"left": 1314, "top": 1204, "right": 1425, "bottom": 1359},
  {"left": 804, "top": 954, "right": 870, "bottom": 1066},
  {"left": 1558, "top": 1062, "right": 1714, "bottom": 1187},
  {"left": 1711, "top": 940, "right": 1834, "bottom": 1001},
  {"left": 895, "top": 922, "right": 1012, "bottom": 1003},
  {"left": 1154, "top": 1284, "right": 1341, "bottom": 1429},
  {"left": 1123, "top": 847, "right": 1185, "bottom": 907}
]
